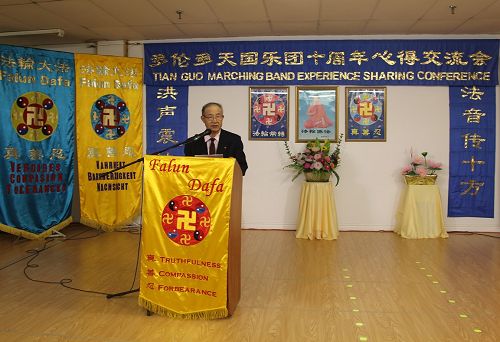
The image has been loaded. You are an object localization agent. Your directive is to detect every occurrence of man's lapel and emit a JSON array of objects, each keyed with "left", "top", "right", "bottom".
[
  {"left": 193, "top": 136, "right": 208, "bottom": 155},
  {"left": 216, "top": 130, "right": 228, "bottom": 155},
  {"left": 200, "top": 137, "right": 209, "bottom": 155}
]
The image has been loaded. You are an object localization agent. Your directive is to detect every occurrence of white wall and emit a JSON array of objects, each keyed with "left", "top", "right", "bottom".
[
  {"left": 186, "top": 86, "right": 499, "bottom": 232},
  {"left": 50, "top": 39, "right": 500, "bottom": 233}
]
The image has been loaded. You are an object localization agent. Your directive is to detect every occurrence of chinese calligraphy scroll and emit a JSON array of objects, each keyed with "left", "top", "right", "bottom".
[
  {"left": 146, "top": 85, "right": 188, "bottom": 155},
  {"left": 448, "top": 86, "right": 495, "bottom": 217}
]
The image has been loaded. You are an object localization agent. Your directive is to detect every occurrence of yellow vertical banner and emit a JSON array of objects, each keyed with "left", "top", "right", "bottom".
[
  {"left": 75, "top": 54, "right": 143, "bottom": 230},
  {"left": 139, "top": 155, "right": 233, "bottom": 319}
]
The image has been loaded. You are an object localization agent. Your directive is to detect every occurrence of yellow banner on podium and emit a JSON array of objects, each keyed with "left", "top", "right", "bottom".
[{"left": 139, "top": 155, "right": 235, "bottom": 319}]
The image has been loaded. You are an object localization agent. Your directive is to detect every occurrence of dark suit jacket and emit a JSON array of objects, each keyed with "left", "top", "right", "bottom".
[{"left": 184, "top": 129, "right": 248, "bottom": 175}]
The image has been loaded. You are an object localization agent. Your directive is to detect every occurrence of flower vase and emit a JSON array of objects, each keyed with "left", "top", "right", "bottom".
[
  {"left": 404, "top": 174, "right": 437, "bottom": 185},
  {"left": 305, "top": 172, "right": 331, "bottom": 182}
]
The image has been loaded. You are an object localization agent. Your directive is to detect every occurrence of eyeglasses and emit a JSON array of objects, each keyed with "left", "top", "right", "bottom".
[{"left": 202, "top": 114, "right": 224, "bottom": 121}]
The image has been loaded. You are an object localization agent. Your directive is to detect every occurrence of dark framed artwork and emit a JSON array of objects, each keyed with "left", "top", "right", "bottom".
[
  {"left": 345, "top": 87, "right": 387, "bottom": 142},
  {"left": 249, "top": 86, "right": 289, "bottom": 141},
  {"left": 296, "top": 86, "right": 338, "bottom": 142}
]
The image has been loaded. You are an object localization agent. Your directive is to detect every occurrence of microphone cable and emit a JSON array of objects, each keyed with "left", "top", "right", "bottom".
[{"left": 13, "top": 223, "right": 142, "bottom": 297}]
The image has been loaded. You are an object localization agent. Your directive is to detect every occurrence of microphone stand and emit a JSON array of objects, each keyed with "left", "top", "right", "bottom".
[{"left": 105, "top": 130, "right": 209, "bottom": 301}]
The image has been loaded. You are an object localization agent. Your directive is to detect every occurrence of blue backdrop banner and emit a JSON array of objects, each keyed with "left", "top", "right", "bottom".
[
  {"left": 0, "top": 44, "right": 75, "bottom": 238},
  {"left": 448, "top": 86, "right": 496, "bottom": 217},
  {"left": 146, "top": 85, "right": 188, "bottom": 155},
  {"left": 144, "top": 39, "right": 499, "bottom": 86}
]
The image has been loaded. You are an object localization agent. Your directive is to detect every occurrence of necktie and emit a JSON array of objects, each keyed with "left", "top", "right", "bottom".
[{"left": 209, "top": 138, "right": 216, "bottom": 155}]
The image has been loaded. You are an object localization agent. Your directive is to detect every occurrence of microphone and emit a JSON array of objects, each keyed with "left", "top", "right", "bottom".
[
  {"left": 188, "top": 128, "right": 211, "bottom": 142},
  {"left": 99, "top": 129, "right": 213, "bottom": 176}
]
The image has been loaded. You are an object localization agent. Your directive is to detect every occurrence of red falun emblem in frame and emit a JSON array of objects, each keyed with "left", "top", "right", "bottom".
[{"left": 161, "top": 195, "right": 211, "bottom": 246}]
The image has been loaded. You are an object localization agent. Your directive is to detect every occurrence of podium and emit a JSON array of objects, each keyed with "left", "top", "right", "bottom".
[
  {"left": 226, "top": 161, "right": 242, "bottom": 316},
  {"left": 395, "top": 184, "right": 448, "bottom": 239},
  {"left": 139, "top": 155, "right": 241, "bottom": 318}
]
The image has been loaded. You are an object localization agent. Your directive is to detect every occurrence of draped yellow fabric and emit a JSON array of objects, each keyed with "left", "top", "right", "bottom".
[
  {"left": 139, "top": 155, "right": 234, "bottom": 319},
  {"left": 395, "top": 184, "right": 449, "bottom": 239},
  {"left": 75, "top": 54, "right": 143, "bottom": 231},
  {"left": 296, "top": 182, "right": 339, "bottom": 240}
]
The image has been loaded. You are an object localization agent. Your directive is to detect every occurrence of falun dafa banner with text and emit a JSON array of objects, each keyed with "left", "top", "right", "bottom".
[
  {"left": 75, "top": 54, "right": 143, "bottom": 230},
  {"left": 0, "top": 44, "right": 75, "bottom": 239},
  {"left": 139, "top": 155, "right": 234, "bottom": 319}
]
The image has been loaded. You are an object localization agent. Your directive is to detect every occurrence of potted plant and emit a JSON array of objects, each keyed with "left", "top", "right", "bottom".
[
  {"left": 284, "top": 134, "right": 342, "bottom": 185},
  {"left": 401, "top": 151, "right": 443, "bottom": 185}
]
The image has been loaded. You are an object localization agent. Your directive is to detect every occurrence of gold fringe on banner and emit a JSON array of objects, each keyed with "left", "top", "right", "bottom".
[
  {"left": 138, "top": 297, "right": 229, "bottom": 320},
  {"left": 0, "top": 217, "right": 72, "bottom": 240},
  {"left": 79, "top": 216, "right": 139, "bottom": 232}
]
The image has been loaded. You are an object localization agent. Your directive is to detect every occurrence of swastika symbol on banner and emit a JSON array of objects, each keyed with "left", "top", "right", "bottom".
[
  {"left": 177, "top": 210, "right": 196, "bottom": 231},
  {"left": 179, "top": 233, "right": 191, "bottom": 245},
  {"left": 199, "top": 216, "right": 211, "bottom": 228},
  {"left": 11, "top": 92, "right": 58, "bottom": 141},
  {"left": 162, "top": 212, "right": 174, "bottom": 224},
  {"left": 91, "top": 94, "right": 130, "bottom": 140},
  {"left": 161, "top": 195, "right": 211, "bottom": 246},
  {"left": 181, "top": 195, "right": 193, "bottom": 206}
]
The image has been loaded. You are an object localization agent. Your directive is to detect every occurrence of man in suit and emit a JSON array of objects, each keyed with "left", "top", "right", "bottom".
[{"left": 184, "top": 102, "right": 248, "bottom": 175}]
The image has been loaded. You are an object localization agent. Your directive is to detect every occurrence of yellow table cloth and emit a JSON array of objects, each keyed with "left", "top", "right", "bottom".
[
  {"left": 395, "top": 184, "right": 448, "bottom": 239},
  {"left": 296, "top": 182, "right": 338, "bottom": 240}
]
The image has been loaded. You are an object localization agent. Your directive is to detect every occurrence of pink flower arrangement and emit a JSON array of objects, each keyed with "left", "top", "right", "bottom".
[
  {"left": 284, "top": 135, "right": 343, "bottom": 185},
  {"left": 402, "top": 151, "right": 443, "bottom": 176}
]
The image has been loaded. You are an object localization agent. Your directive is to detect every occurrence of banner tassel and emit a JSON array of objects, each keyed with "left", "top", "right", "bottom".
[
  {"left": 138, "top": 297, "right": 229, "bottom": 320},
  {"left": 0, "top": 217, "right": 72, "bottom": 240}
]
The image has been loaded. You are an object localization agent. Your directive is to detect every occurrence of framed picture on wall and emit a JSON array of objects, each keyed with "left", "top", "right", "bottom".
[
  {"left": 249, "top": 86, "right": 289, "bottom": 141},
  {"left": 296, "top": 86, "right": 338, "bottom": 142},
  {"left": 345, "top": 87, "right": 387, "bottom": 142}
]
